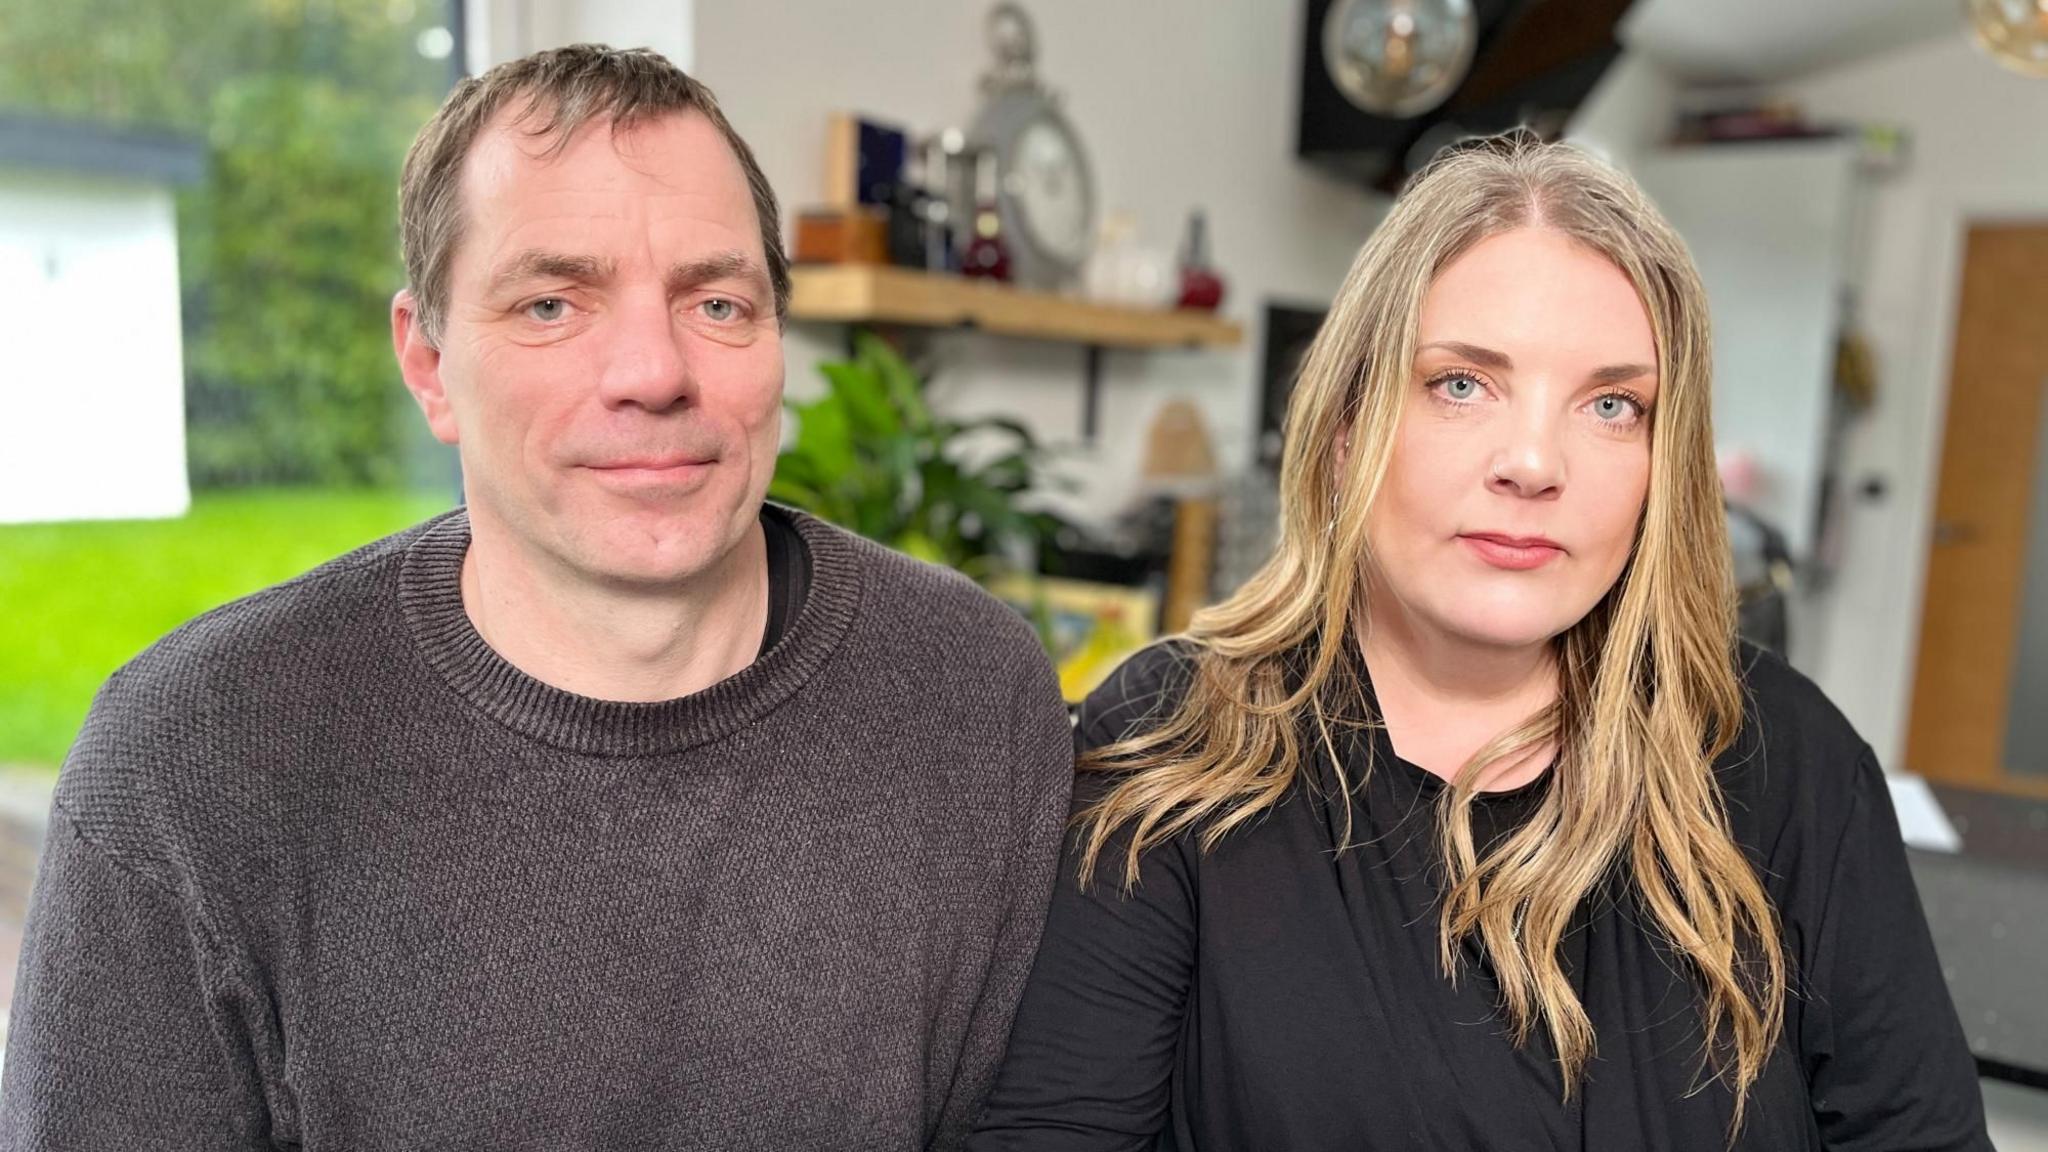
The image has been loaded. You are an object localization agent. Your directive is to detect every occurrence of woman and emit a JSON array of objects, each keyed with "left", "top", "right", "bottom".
[{"left": 968, "top": 135, "right": 1989, "bottom": 1150}]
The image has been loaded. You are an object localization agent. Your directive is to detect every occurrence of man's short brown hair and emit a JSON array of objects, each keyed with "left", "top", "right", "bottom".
[{"left": 399, "top": 44, "right": 789, "bottom": 346}]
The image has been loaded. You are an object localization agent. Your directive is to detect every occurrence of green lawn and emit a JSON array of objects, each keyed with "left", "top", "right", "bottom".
[{"left": 0, "top": 489, "right": 449, "bottom": 772}]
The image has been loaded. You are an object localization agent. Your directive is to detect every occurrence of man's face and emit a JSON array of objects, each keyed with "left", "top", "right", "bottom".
[{"left": 395, "top": 106, "right": 784, "bottom": 588}]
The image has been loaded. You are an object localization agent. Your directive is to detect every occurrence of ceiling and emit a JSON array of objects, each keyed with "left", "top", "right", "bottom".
[{"left": 1619, "top": 0, "right": 1964, "bottom": 83}]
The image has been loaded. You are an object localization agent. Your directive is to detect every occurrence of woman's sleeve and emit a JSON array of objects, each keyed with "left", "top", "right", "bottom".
[
  {"left": 1799, "top": 749, "right": 1991, "bottom": 1151},
  {"left": 966, "top": 648, "right": 1201, "bottom": 1151}
]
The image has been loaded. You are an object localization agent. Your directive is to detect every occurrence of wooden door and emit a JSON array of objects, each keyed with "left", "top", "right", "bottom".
[{"left": 1906, "top": 224, "right": 2048, "bottom": 795}]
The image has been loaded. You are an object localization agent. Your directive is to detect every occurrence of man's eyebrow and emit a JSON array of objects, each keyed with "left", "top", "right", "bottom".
[
  {"left": 488, "top": 251, "right": 614, "bottom": 295},
  {"left": 666, "top": 251, "right": 773, "bottom": 299}
]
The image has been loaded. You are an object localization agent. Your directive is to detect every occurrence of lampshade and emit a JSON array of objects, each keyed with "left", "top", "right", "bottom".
[
  {"left": 1140, "top": 399, "right": 1218, "bottom": 494},
  {"left": 1967, "top": 0, "right": 2048, "bottom": 77},
  {"left": 1321, "top": 0, "right": 1478, "bottom": 118}
]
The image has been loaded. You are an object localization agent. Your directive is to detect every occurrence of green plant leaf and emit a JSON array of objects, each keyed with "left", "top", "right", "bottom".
[
  {"left": 855, "top": 330, "right": 933, "bottom": 433},
  {"left": 893, "top": 529, "right": 947, "bottom": 565},
  {"left": 788, "top": 395, "right": 857, "bottom": 478},
  {"left": 819, "top": 360, "right": 898, "bottom": 444},
  {"left": 766, "top": 475, "right": 825, "bottom": 511},
  {"left": 778, "top": 329, "right": 1076, "bottom": 590}
]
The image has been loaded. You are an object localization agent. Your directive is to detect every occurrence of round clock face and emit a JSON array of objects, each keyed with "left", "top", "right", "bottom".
[{"left": 1011, "top": 117, "right": 1093, "bottom": 269}]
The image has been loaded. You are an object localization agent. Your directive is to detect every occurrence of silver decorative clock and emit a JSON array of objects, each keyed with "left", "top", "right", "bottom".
[{"left": 968, "top": 3, "right": 1097, "bottom": 291}]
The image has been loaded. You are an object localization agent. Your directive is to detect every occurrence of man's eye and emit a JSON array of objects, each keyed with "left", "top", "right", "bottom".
[
  {"left": 702, "top": 298, "right": 738, "bottom": 322},
  {"left": 526, "top": 298, "right": 569, "bottom": 322}
]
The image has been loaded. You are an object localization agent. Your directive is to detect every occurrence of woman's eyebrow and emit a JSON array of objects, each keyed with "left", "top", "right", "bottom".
[
  {"left": 1591, "top": 362, "right": 1656, "bottom": 385},
  {"left": 1419, "top": 340, "right": 1654, "bottom": 385},
  {"left": 1417, "top": 340, "right": 1512, "bottom": 372}
]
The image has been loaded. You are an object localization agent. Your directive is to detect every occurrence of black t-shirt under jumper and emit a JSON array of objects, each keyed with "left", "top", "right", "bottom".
[
  {"left": 760, "top": 502, "right": 811, "bottom": 655},
  {"left": 970, "top": 642, "right": 1991, "bottom": 1151}
]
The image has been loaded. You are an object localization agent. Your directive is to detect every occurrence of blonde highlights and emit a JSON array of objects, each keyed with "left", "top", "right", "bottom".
[{"left": 1077, "top": 133, "right": 1782, "bottom": 1130}]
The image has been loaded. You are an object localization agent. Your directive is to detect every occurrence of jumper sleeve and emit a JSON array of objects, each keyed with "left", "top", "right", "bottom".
[
  {"left": 928, "top": 659, "right": 1079, "bottom": 1150},
  {"left": 1, "top": 805, "right": 276, "bottom": 1150}
]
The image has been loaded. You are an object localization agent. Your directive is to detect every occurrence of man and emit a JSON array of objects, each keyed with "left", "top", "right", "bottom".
[{"left": 2, "top": 45, "right": 1074, "bottom": 1150}]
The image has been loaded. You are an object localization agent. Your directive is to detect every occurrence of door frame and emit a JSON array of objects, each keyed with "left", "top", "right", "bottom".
[{"left": 1892, "top": 190, "right": 2048, "bottom": 790}]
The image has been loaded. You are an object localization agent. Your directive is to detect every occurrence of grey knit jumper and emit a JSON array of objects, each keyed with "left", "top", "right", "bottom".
[{"left": 0, "top": 508, "right": 1075, "bottom": 1151}]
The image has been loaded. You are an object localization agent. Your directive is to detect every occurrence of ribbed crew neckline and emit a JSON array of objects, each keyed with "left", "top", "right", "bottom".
[{"left": 397, "top": 506, "right": 862, "bottom": 758}]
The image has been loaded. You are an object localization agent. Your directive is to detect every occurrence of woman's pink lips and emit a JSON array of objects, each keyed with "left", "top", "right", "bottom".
[{"left": 1459, "top": 533, "right": 1565, "bottom": 571}]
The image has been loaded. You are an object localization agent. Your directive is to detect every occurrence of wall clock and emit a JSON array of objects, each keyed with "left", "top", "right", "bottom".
[{"left": 969, "top": 3, "right": 1097, "bottom": 291}]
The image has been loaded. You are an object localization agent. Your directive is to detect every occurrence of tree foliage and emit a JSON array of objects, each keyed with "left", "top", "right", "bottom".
[{"left": 0, "top": 0, "right": 452, "bottom": 486}]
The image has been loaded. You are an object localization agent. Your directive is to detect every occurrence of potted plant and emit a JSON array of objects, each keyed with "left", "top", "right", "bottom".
[{"left": 770, "top": 331, "right": 1070, "bottom": 585}]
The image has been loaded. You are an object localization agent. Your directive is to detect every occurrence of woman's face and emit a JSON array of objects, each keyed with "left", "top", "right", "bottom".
[{"left": 1361, "top": 226, "right": 1659, "bottom": 655}]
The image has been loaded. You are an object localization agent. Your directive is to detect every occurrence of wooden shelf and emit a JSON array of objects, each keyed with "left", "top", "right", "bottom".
[{"left": 788, "top": 264, "right": 1242, "bottom": 349}]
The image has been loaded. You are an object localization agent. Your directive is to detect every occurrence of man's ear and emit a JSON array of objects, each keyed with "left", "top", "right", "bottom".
[{"left": 393, "top": 289, "right": 459, "bottom": 446}]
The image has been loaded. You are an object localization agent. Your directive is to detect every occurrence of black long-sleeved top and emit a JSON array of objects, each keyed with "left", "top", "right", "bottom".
[{"left": 970, "top": 642, "right": 1992, "bottom": 1151}]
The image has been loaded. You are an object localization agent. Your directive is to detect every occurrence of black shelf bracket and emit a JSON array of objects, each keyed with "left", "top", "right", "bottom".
[{"left": 1081, "top": 345, "right": 1105, "bottom": 443}]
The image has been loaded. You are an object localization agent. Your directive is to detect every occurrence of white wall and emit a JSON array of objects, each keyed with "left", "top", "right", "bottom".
[
  {"left": 1570, "top": 37, "right": 2048, "bottom": 773},
  {"left": 0, "top": 174, "right": 190, "bottom": 524},
  {"left": 1633, "top": 139, "right": 1857, "bottom": 568},
  {"left": 1575, "top": 55, "right": 1866, "bottom": 674},
  {"left": 467, "top": 0, "right": 694, "bottom": 74},
  {"left": 1566, "top": 52, "right": 1679, "bottom": 170},
  {"left": 689, "top": 0, "right": 1384, "bottom": 526},
  {"left": 1768, "top": 34, "right": 2048, "bottom": 771}
]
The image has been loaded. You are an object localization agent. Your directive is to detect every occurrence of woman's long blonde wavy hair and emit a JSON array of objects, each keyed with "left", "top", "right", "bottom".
[{"left": 1077, "top": 133, "right": 1783, "bottom": 1129}]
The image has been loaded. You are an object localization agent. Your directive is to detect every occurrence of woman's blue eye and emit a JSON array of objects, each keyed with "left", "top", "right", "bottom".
[
  {"left": 1441, "top": 375, "right": 1479, "bottom": 400},
  {"left": 528, "top": 298, "right": 567, "bottom": 322},
  {"left": 1593, "top": 394, "right": 1636, "bottom": 421}
]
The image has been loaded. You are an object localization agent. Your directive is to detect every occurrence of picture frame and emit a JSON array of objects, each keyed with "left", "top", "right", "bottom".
[{"left": 989, "top": 575, "right": 1160, "bottom": 703}]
